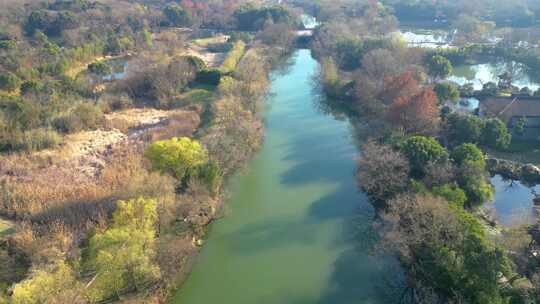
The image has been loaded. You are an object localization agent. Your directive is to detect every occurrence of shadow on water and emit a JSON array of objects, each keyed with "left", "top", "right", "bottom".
[
  {"left": 308, "top": 180, "right": 405, "bottom": 304},
  {"left": 317, "top": 198, "right": 405, "bottom": 303},
  {"left": 174, "top": 48, "right": 403, "bottom": 304},
  {"left": 306, "top": 78, "right": 404, "bottom": 303}
]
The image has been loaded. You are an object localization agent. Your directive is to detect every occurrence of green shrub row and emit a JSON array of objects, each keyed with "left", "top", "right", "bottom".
[{"left": 220, "top": 41, "right": 246, "bottom": 73}]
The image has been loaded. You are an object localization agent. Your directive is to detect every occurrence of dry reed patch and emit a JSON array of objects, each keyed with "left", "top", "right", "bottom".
[
  {"left": 105, "top": 108, "right": 201, "bottom": 139},
  {"left": 143, "top": 111, "right": 201, "bottom": 142}
]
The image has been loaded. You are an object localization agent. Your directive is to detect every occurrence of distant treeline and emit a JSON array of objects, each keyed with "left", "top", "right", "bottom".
[{"left": 382, "top": 0, "right": 540, "bottom": 27}]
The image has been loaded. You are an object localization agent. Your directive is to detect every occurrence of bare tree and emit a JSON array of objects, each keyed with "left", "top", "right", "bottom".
[{"left": 357, "top": 141, "right": 410, "bottom": 207}]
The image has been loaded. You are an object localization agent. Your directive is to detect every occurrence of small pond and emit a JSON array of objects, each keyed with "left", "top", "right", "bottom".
[
  {"left": 448, "top": 61, "right": 540, "bottom": 91},
  {"left": 398, "top": 28, "right": 503, "bottom": 49},
  {"left": 102, "top": 58, "right": 129, "bottom": 81},
  {"left": 484, "top": 175, "right": 540, "bottom": 227},
  {"left": 398, "top": 29, "right": 454, "bottom": 48}
]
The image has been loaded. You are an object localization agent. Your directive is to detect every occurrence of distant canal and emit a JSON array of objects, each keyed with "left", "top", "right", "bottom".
[{"left": 173, "top": 49, "right": 402, "bottom": 303}]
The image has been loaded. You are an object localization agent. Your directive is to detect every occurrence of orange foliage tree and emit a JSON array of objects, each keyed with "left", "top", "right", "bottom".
[
  {"left": 380, "top": 71, "right": 419, "bottom": 105},
  {"left": 382, "top": 72, "right": 440, "bottom": 134}
]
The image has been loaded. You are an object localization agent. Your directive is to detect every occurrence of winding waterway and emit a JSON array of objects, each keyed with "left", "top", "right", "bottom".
[{"left": 173, "top": 50, "right": 401, "bottom": 303}]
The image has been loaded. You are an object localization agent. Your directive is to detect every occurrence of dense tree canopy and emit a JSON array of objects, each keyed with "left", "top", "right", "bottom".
[
  {"left": 382, "top": 193, "right": 511, "bottom": 304},
  {"left": 425, "top": 55, "right": 453, "bottom": 80},
  {"left": 233, "top": 5, "right": 299, "bottom": 31},
  {"left": 11, "top": 262, "right": 84, "bottom": 304},
  {"left": 145, "top": 137, "right": 209, "bottom": 180},
  {"left": 401, "top": 136, "right": 449, "bottom": 177},
  {"left": 0, "top": 73, "right": 20, "bottom": 92},
  {"left": 434, "top": 83, "right": 459, "bottom": 104},
  {"left": 482, "top": 118, "right": 512, "bottom": 150},
  {"left": 87, "top": 62, "right": 112, "bottom": 76},
  {"left": 163, "top": 5, "right": 193, "bottom": 27},
  {"left": 383, "top": 0, "right": 538, "bottom": 27},
  {"left": 451, "top": 143, "right": 486, "bottom": 168},
  {"left": 387, "top": 88, "right": 440, "bottom": 134},
  {"left": 85, "top": 198, "right": 160, "bottom": 301},
  {"left": 445, "top": 113, "right": 483, "bottom": 145}
]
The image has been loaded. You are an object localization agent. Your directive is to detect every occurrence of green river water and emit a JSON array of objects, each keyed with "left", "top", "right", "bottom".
[{"left": 173, "top": 49, "right": 401, "bottom": 304}]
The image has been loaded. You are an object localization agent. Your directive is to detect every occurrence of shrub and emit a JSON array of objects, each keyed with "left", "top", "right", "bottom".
[
  {"left": 461, "top": 177, "right": 494, "bottom": 206},
  {"left": 163, "top": 5, "right": 192, "bottom": 27},
  {"left": 22, "top": 128, "right": 61, "bottom": 151},
  {"left": 320, "top": 57, "right": 342, "bottom": 98},
  {"left": 196, "top": 69, "right": 223, "bottom": 86},
  {"left": 53, "top": 103, "right": 103, "bottom": 133},
  {"left": 0, "top": 40, "right": 15, "bottom": 50},
  {"left": 106, "top": 36, "right": 134, "bottom": 55},
  {"left": 145, "top": 137, "right": 209, "bottom": 180},
  {"left": 451, "top": 143, "right": 485, "bottom": 169},
  {"left": 445, "top": 113, "right": 484, "bottom": 145},
  {"left": 432, "top": 184, "right": 467, "bottom": 207},
  {"left": 20, "top": 80, "right": 44, "bottom": 96},
  {"left": 1, "top": 129, "right": 61, "bottom": 152},
  {"left": 481, "top": 118, "right": 511, "bottom": 150},
  {"left": 98, "top": 94, "right": 133, "bottom": 112},
  {"left": 207, "top": 42, "right": 233, "bottom": 53},
  {"left": 180, "top": 55, "right": 207, "bottom": 71},
  {"left": 53, "top": 114, "right": 82, "bottom": 133},
  {"left": 73, "top": 103, "right": 103, "bottom": 129},
  {"left": 434, "top": 83, "right": 460, "bottom": 104},
  {"left": 425, "top": 55, "right": 453, "bottom": 79},
  {"left": 0, "top": 72, "right": 20, "bottom": 92},
  {"left": 229, "top": 31, "right": 253, "bottom": 43},
  {"left": 87, "top": 62, "right": 112, "bottom": 76},
  {"left": 400, "top": 136, "right": 449, "bottom": 177},
  {"left": 188, "top": 161, "right": 222, "bottom": 195},
  {"left": 122, "top": 58, "right": 197, "bottom": 107},
  {"left": 11, "top": 262, "right": 84, "bottom": 304}
]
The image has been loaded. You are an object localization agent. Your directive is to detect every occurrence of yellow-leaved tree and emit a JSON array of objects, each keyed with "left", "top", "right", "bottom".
[
  {"left": 11, "top": 261, "right": 85, "bottom": 304},
  {"left": 85, "top": 197, "right": 160, "bottom": 302},
  {"left": 145, "top": 137, "right": 209, "bottom": 180}
]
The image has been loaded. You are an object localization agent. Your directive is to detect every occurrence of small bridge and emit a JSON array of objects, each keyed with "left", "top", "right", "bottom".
[{"left": 296, "top": 30, "right": 313, "bottom": 37}]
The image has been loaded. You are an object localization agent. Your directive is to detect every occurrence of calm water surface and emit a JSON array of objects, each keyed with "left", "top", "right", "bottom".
[
  {"left": 398, "top": 29, "right": 453, "bottom": 48},
  {"left": 173, "top": 50, "right": 401, "bottom": 304},
  {"left": 448, "top": 62, "right": 540, "bottom": 91},
  {"left": 102, "top": 57, "right": 129, "bottom": 81},
  {"left": 398, "top": 29, "right": 540, "bottom": 91},
  {"left": 485, "top": 175, "right": 540, "bottom": 227}
]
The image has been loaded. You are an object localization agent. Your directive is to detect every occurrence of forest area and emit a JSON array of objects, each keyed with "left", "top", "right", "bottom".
[
  {"left": 301, "top": 0, "right": 540, "bottom": 303},
  {"left": 3, "top": 0, "right": 540, "bottom": 303}
]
